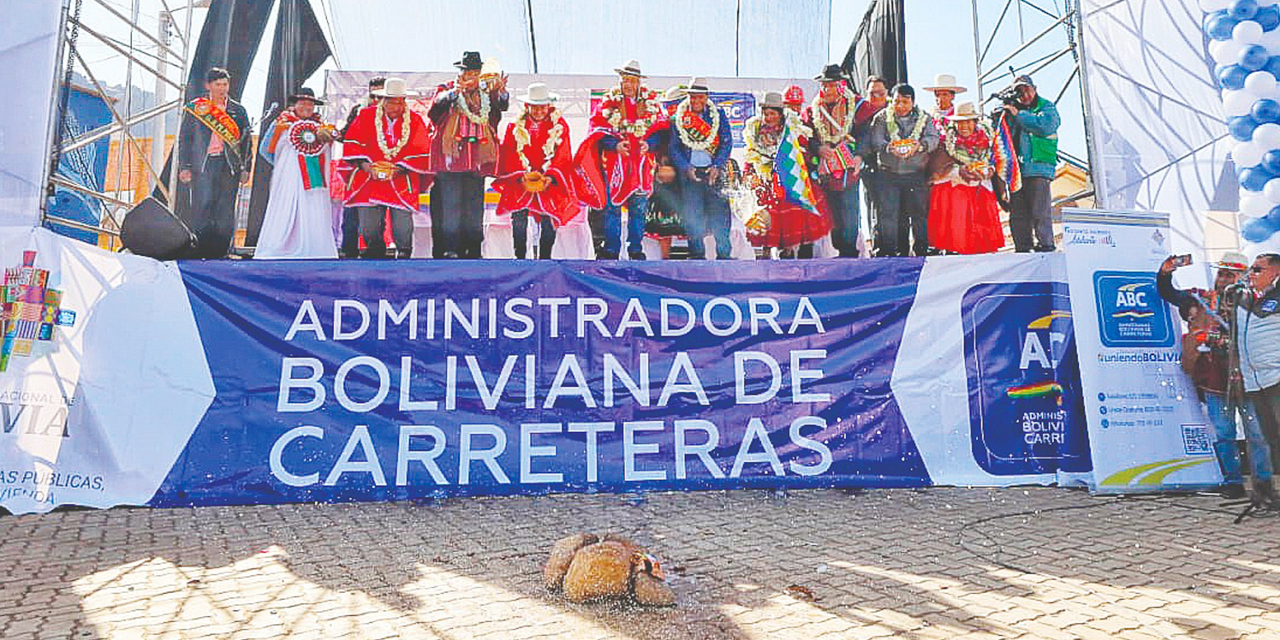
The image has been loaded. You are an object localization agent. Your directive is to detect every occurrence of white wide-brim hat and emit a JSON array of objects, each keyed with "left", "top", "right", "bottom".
[
  {"left": 686, "top": 77, "right": 710, "bottom": 94},
  {"left": 1217, "top": 251, "right": 1250, "bottom": 272},
  {"left": 519, "top": 82, "right": 559, "bottom": 105},
  {"left": 923, "top": 73, "right": 968, "bottom": 94},
  {"left": 614, "top": 59, "right": 646, "bottom": 78},
  {"left": 372, "top": 77, "right": 419, "bottom": 98},
  {"left": 946, "top": 102, "right": 982, "bottom": 121}
]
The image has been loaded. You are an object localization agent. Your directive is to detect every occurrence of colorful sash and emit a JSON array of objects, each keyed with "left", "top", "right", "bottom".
[
  {"left": 680, "top": 111, "right": 714, "bottom": 140},
  {"left": 186, "top": 97, "right": 242, "bottom": 162},
  {"left": 262, "top": 114, "right": 327, "bottom": 190}
]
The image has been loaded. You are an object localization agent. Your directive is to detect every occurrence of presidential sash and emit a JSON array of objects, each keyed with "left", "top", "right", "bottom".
[{"left": 186, "top": 97, "right": 242, "bottom": 162}]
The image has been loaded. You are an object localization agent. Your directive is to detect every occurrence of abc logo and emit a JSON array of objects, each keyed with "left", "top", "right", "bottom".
[
  {"left": 1114, "top": 286, "right": 1147, "bottom": 309},
  {"left": 1093, "top": 271, "right": 1174, "bottom": 348}
]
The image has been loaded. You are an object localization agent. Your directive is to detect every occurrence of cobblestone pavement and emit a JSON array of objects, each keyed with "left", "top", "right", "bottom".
[{"left": 2, "top": 487, "right": 1280, "bottom": 639}]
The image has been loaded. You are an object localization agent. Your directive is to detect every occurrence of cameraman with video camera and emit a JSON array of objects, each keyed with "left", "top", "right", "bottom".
[{"left": 998, "top": 75, "right": 1060, "bottom": 253}]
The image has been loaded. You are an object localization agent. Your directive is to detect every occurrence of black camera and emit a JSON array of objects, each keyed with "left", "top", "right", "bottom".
[
  {"left": 989, "top": 67, "right": 1025, "bottom": 118},
  {"left": 993, "top": 84, "right": 1021, "bottom": 107}
]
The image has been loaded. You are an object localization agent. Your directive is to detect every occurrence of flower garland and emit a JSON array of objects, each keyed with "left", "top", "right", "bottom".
[
  {"left": 512, "top": 107, "right": 564, "bottom": 174},
  {"left": 374, "top": 100, "right": 411, "bottom": 159},
  {"left": 743, "top": 112, "right": 811, "bottom": 173},
  {"left": 743, "top": 116, "right": 779, "bottom": 158},
  {"left": 942, "top": 120, "right": 998, "bottom": 165},
  {"left": 601, "top": 87, "right": 663, "bottom": 138},
  {"left": 885, "top": 106, "right": 928, "bottom": 143},
  {"left": 454, "top": 88, "right": 491, "bottom": 127},
  {"left": 809, "top": 85, "right": 857, "bottom": 146},
  {"left": 674, "top": 97, "right": 721, "bottom": 152}
]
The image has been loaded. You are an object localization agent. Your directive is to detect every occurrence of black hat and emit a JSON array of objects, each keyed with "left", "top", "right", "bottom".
[
  {"left": 454, "top": 51, "right": 483, "bottom": 71},
  {"left": 289, "top": 87, "right": 325, "bottom": 105},
  {"left": 814, "top": 64, "right": 847, "bottom": 82}
]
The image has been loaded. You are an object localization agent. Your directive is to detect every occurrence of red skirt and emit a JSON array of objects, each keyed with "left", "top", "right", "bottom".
[
  {"left": 749, "top": 172, "right": 833, "bottom": 248},
  {"left": 927, "top": 181, "right": 1005, "bottom": 254}
]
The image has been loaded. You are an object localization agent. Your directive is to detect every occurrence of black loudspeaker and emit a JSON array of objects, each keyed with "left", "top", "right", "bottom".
[{"left": 120, "top": 196, "right": 197, "bottom": 260}]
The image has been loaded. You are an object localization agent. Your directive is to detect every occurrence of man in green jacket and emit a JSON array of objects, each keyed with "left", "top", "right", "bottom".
[{"left": 1002, "top": 75, "right": 1060, "bottom": 252}]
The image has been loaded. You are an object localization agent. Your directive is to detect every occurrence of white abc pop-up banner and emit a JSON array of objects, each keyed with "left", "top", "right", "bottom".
[{"left": 1063, "top": 208, "right": 1223, "bottom": 493}]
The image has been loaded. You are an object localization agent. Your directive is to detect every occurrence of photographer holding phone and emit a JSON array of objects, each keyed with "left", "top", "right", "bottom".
[{"left": 1158, "top": 252, "right": 1252, "bottom": 498}]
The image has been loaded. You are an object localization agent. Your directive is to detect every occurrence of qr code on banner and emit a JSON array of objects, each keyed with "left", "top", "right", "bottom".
[{"left": 1182, "top": 424, "right": 1213, "bottom": 456}]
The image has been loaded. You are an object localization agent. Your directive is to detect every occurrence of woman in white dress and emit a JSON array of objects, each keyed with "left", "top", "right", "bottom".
[{"left": 256, "top": 88, "right": 340, "bottom": 259}]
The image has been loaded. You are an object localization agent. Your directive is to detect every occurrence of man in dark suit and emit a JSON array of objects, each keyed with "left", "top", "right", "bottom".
[{"left": 177, "top": 67, "right": 252, "bottom": 258}]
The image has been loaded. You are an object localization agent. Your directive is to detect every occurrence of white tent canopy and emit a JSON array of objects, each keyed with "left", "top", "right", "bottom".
[{"left": 325, "top": 0, "right": 832, "bottom": 78}]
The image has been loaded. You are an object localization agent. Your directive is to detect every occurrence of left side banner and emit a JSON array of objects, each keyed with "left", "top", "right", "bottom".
[{"left": 0, "top": 227, "right": 215, "bottom": 514}]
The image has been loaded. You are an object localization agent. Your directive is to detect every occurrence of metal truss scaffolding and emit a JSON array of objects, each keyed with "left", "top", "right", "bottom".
[
  {"left": 42, "top": 0, "right": 204, "bottom": 244},
  {"left": 969, "top": 0, "right": 1096, "bottom": 205}
]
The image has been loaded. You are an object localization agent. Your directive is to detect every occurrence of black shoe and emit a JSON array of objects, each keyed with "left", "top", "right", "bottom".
[
  {"left": 1251, "top": 478, "right": 1278, "bottom": 504},
  {"left": 597, "top": 250, "right": 619, "bottom": 260},
  {"left": 441, "top": 251, "right": 459, "bottom": 259},
  {"left": 628, "top": 251, "right": 646, "bottom": 261},
  {"left": 1033, "top": 245, "right": 1056, "bottom": 253},
  {"left": 1221, "top": 484, "right": 1248, "bottom": 500}
]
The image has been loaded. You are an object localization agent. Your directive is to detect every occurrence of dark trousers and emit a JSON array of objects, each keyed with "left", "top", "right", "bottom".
[
  {"left": 513, "top": 210, "right": 556, "bottom": 259},
  {"left": 358, "top": 206, "right": 412, "bottom": 259},
  {"left": 180, "top": 160, "right": 238, "bottom": 259},
  {"left": 602, "top": 191, "right": 649, "bottom": 258},
  {"left": 434, "top": 172, "right": 486, "bottom": 258},
  {"left": 875, "top": 171, "right": 928, "bottom": 257},
  {"left": 863, "top": 169, "right": 882, "bottom": 245},
  {"left": 1247, "top": 383, "right": 1280, "bottom": 478},
  {"left": 1010, "top": 176, "right": 1055, "bottom": 252},
  {"left": 823, "top": 183, "right": 860, "bottom": 257},
  {"left": 680, "top": 176, "right": 732, "bottom": 260},
  {"left": 340, "top": 207, "right": 361, "bottom": 258}
]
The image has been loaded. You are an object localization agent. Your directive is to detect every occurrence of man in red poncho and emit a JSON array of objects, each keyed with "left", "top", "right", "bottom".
[
  {"left": 493, "top": 82, "right": 579, "bottom": 259},
  {"left": 575, "top": 60, "right": 668, "bottom": 260},
  {"left": 341, "top": 77, "right": 432, "bottom": 258}
]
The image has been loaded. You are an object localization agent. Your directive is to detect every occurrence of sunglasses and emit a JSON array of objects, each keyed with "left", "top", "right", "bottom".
[{"left": 1250, "top": 265, "right": 1271, "bottom": 273}]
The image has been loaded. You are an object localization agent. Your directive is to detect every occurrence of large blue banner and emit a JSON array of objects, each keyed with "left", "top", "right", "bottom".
[{"left": 152, "top": 259, "right": 935, "bottom": 505}]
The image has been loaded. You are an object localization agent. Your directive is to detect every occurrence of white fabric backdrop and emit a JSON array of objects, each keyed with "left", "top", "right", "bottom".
[
  {"left": 325, "top": 0, "right": 831, "bottom": 78},
  {"left": 0, "top": 0, "right": 65, "bottom": 228},
  {"left": 1079, "top": 0, "right": 1280, "bottom": 257}
]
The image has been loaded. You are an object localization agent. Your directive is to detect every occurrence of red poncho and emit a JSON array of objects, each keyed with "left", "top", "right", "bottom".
[
  {"left": 341, "top": 104, "right": 432, "bottom": 211},
  {"left": 493, "top": 113, "right": 580, "bottom": 226},
  {"left": 573, "top": 88, "right": 668, "bottom": 209}
]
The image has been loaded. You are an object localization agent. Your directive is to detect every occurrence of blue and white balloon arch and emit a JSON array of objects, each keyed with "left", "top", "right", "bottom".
[{"left": 1207, "top": 0, "right": 1280, "bottom": 242}]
